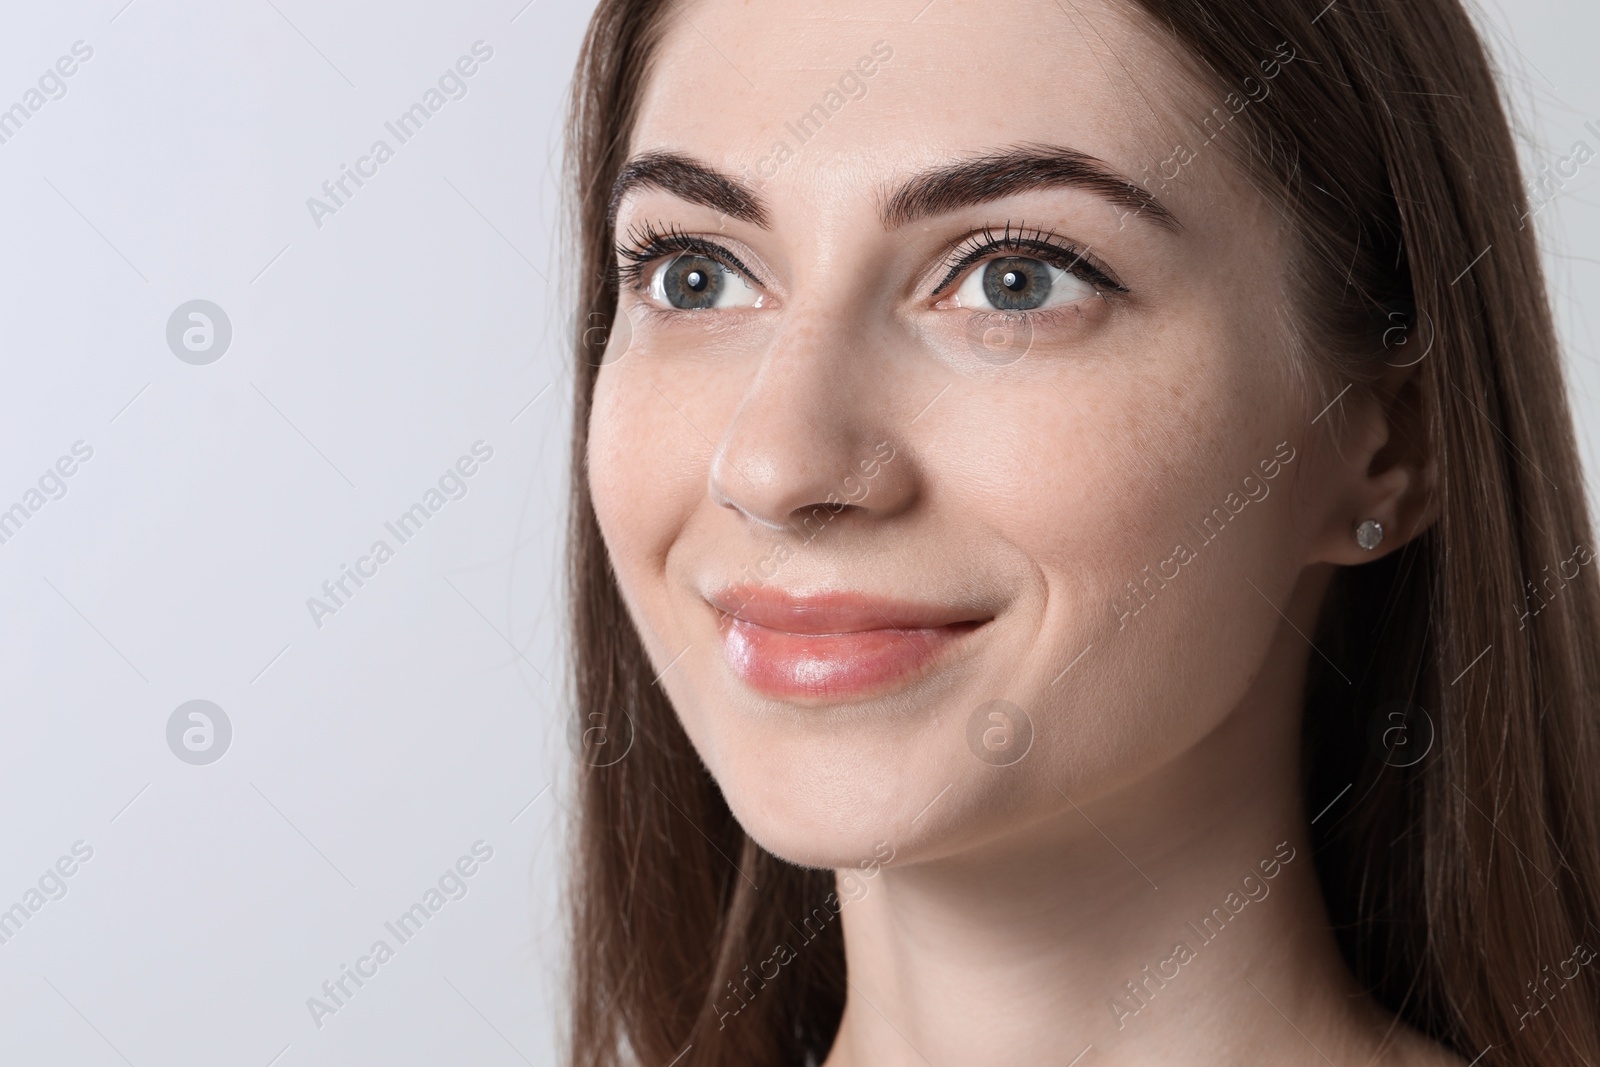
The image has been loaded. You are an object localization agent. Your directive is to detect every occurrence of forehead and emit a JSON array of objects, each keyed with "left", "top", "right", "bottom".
[{"left": 630, "top": 0, "right": 1200, "bottom": 199}]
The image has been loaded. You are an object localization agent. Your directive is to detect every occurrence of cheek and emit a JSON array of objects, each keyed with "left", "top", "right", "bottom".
[
  {"left": 587, "top": 362, "right": 704, "bottom": 623},
  {"left": 951, "top": 352, "right": 1272, "bottom": 601},
  {"left": 948, "top": 340, "right": 1304, "bottom": 785},
  {"left": 587, "top": 370, "right": 646, "bottom": 562},
  {"left": 1077, "top": 357, "right": 1299, "bottom": 607}
]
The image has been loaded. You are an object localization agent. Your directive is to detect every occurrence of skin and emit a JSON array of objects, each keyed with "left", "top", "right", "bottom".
[{"left": 587, "top": 0, "right": 1448, "bottom": 1063}]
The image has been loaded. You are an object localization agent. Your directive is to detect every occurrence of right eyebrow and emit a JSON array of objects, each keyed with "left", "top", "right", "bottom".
[{"left": 608, "top": 151, "right": 770, "bottom": 229}]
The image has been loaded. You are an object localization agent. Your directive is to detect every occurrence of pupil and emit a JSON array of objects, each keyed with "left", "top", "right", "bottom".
[
  {"left": 687, "top": 270, "right": 706, "bottom": 291},
  {"left": 1003, "top": 271, "right": 1024, "bottom": 291}
]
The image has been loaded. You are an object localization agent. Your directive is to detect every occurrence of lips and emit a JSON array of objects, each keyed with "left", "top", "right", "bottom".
[{"left": 706, "top": 584, "right": 990, "bottom": 701}]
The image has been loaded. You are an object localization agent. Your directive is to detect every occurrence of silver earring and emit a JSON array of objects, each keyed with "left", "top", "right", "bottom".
[{"left": 1355, "top": 519, "right": 1384, "bottom": 551}]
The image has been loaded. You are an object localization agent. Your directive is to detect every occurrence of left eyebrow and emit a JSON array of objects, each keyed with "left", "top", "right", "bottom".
[{"left": 880, "top": 144, "right": 1182, "bottom": 233}]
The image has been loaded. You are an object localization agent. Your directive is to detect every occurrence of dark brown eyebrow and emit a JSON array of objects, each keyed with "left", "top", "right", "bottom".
[
  {"left": 607, "top": 144, "right": 1180, "bottom": 236},
  {"left": 608, "top": 150, "right": 769, "bottom": 229},
  {"left": 881, "top": 144, "right": 1181, "bottom": 233}
]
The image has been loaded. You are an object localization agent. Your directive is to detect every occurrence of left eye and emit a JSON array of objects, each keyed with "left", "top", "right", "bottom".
[
  {"left": 646, "top": 253, "right": 762, "bottom": 310},
  {"left": 949, "top": 256, "right": 1096, "bottom": 312}
]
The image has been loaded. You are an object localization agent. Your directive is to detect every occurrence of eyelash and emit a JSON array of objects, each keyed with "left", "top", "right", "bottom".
[
  {"left": 611, "top": 219, "right": 1128, "bottom": 302},
  {"left": 931, "top": 222, "right": 1128, "bottom": 299},
  {"left": 614, "top": 221, "right": 764, "bottom": 289}
]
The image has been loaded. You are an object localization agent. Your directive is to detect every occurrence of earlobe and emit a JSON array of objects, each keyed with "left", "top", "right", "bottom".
[
  {"left": 1308, "top": 370, "right": 1437, "bottom": 566},
  {"left": 1317, "top": 473, "right": 1417, "bottom": 566}
]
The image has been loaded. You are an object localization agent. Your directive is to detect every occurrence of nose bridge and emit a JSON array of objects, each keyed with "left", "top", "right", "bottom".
[{"left": 709, "top": 308, "right": 908, "bottom": 530}]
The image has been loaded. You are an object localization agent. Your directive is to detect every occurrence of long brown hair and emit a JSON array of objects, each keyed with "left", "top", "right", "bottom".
[{"left": 562, "top": 1, "right": 1600, "bottom": 1064}]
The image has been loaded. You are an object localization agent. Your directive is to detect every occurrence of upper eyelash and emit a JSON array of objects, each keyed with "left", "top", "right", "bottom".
[
  {"left": 930, "top": 222, "right": 1128, "bottom": 299},
  {"left": 613, "top": 221, "right": 763, "bottom": 289},
  {"left": 612, "top": 219, "right": 1127, "bottom": 302}
]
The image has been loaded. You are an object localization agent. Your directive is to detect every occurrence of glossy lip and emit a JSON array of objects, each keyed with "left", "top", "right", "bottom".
[{"left": 705, "top": 584, "right": 993, "bottom": 702}]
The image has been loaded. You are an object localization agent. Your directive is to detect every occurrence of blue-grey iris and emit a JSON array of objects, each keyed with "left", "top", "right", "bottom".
[
  {"left": 662, "top": 254, "right": 724, "bottom": 309},
  {"left": 982, "top": 256, "right": 1052, "bottom": 311}
]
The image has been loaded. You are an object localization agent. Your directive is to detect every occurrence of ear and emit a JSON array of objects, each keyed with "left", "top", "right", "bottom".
[{"left": 1303, "top": 366, "right": 1436, "bottom": 566}]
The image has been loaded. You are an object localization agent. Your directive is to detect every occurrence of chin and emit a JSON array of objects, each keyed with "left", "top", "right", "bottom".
[{"left": 682, "top": 684, "right": 1052, "bottom": 872}]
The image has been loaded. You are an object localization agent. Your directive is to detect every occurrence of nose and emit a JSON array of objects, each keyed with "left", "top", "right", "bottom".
[{"left": 708, "top": 315, "right": 915, "bottom": 533}]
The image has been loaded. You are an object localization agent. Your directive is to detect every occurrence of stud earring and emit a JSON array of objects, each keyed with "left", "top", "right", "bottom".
[{"left": 1355, "top": 519, "right": 1385, "bottom": 551}]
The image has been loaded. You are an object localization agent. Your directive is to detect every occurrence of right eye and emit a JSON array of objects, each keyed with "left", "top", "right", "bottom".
[{"left": 645, "top": 253, "right": 763, "bottom": 310}]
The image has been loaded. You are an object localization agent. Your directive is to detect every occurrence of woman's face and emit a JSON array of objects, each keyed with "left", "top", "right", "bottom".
[{"left": 589, "top": 0, "right": 1360, "bottom": 868}]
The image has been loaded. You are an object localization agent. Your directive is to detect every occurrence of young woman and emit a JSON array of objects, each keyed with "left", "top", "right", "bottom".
[{"left": 561, "top": 0, "right": 1600, "bottom": 1063}]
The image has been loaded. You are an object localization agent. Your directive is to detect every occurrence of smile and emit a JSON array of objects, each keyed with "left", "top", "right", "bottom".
[{"left": 705, "top": 584, "right": 991, "bottom": 701}]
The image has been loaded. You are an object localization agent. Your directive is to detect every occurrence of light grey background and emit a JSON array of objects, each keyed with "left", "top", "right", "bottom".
[{"left": 0, "top": 2, "right": 1595, "bottom": 1065}]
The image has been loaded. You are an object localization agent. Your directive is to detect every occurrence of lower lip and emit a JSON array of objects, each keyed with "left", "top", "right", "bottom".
[{"left": 719, "top": 617, "right": 982, "bottom": 701}]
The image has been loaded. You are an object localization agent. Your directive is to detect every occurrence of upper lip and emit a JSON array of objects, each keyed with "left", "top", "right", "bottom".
[{"left": 705, "top": 583, "right": 992, "bottom": 635}]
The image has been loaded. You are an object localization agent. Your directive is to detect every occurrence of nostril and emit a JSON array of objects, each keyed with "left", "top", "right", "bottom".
[
  {"left": 783, "top": 500, "right": 860, "bottom": 537},
  {"left": 713, "top": 489, "right": 798, "bottom": 532}
]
